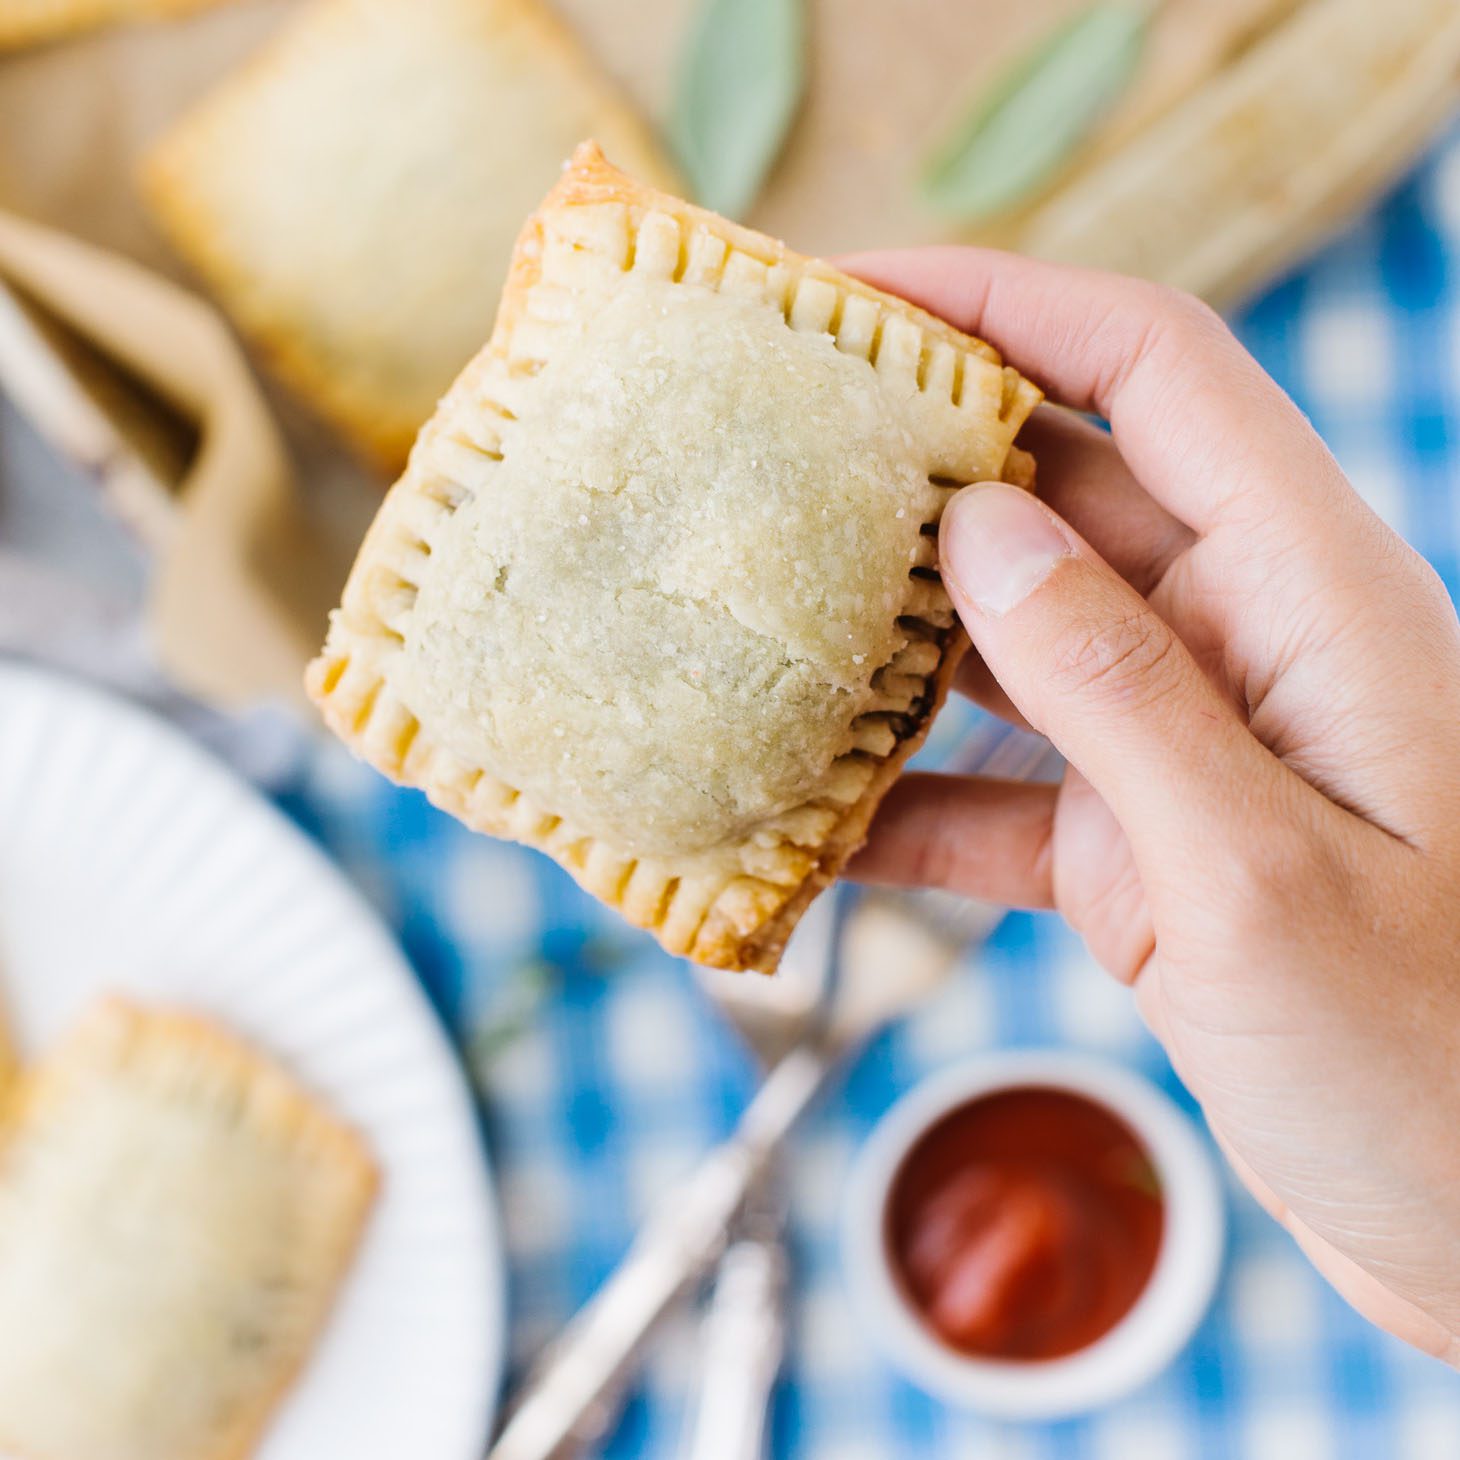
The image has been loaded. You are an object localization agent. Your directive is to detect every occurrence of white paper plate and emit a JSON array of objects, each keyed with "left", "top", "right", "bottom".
[{"left": 0, "top": 661, "right": 503, "bottom": 1460}]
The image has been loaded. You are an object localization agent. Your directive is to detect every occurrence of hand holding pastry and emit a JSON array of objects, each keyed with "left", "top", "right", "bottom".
[{"left": 852, "top": 249, "right": 1460, "bottom": 1365}]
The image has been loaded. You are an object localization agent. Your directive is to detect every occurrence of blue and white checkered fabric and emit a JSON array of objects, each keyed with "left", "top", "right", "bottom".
[{"left": 273, "top": 122, "right": 1460, "bottom": 1460}]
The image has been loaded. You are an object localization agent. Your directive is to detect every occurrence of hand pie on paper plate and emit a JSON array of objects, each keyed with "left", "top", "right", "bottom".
[
  {"left": 308, "top": 145, "right": 1040, "bottom": 972},
  {"left": 142, "top": 0, "right": 679, "bottom": 469},
  {"left": 0, "top": 998, "right": 377, "bottom": 1460}
]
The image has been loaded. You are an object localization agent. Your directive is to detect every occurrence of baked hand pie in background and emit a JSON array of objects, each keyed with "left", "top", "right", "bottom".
[
  {"left": 309, "top": 144, "right": 1039, "bottom": 972},
  {"left": 142, "top": 0, "right": 679, "bottom": 470}
]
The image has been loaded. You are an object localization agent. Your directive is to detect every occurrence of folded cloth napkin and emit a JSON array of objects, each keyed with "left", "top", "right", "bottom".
[{"left": 0, "top": 209, "right": 342, "bottom": 714}]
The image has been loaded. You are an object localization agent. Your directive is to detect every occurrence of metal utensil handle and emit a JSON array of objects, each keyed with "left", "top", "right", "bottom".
[
  {"left": 682, "top": 1232, "right": 787, "bottom": 1460},
  {"left": 487, "top": 1045, "right": 829, "bottom": 1460}
]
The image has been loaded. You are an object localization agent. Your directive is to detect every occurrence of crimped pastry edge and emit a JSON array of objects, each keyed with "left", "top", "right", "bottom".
[{"left": 308, "top": 142, "right": 1040, "bottom": 971}]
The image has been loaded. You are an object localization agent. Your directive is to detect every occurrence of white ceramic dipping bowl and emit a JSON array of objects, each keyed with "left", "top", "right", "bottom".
[{"left": 843, "top": 1050, "right": 1225, "bottom": 1421}]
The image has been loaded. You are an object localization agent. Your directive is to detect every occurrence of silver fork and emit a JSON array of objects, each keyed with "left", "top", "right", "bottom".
[
  {"left": 488, "top": 719, "right": 1060, "bottom": 1460},
  {"left": 672, "top": 888, "right": 846, "bottom": 1460},
  {"left": 678, "top": 1177, "right": 789, "bottom": 1460},
  {"left": 675, "top": 721, "right": 1059, "bottom": 1460}
]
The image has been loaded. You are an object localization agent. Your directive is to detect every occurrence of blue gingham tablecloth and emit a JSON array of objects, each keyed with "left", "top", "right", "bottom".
[{"left": 272, "top": 123, "right": 1460, "bottom": 1460}]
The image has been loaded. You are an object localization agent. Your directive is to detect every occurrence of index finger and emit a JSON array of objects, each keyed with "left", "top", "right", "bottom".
[{"left": 843, "top": 248, "right": 1350, "bottom": 536}]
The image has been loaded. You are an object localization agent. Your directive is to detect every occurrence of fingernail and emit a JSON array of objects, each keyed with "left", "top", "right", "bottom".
[{"left": 940, "top": 483, "right": 1073, "bottom": 616}]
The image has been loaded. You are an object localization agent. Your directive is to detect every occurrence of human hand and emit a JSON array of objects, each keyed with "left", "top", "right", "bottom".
[{"left": 849, "top": 249, "right": 1460, "bottom": 1363}]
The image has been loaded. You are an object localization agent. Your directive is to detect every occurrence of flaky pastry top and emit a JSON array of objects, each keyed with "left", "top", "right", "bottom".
[{"left": 397, "top": 278, "right": 947, "bottom": 856}]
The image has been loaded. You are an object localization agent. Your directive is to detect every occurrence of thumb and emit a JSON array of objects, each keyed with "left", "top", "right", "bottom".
[{"left": 938, "top": 482, "right": 1273, "bottom": 860}]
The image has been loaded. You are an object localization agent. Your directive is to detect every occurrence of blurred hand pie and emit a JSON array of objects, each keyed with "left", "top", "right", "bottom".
[
  {"left": 0, "top": 998, "right": 376, "bottom": 1460},
  {"left": 143, "top": 0, "right": 678, "bottom": 469}
]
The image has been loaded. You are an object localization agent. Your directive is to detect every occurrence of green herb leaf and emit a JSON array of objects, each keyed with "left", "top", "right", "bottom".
[
  {"left": 668, "top": 0, "right": 806, "bottom": 218},
  {"left": 466, "top": 959, "right": 555, "bottom": 1077},
  {"left": 922, "top": 1, "right": 1153, "bottom": 223}
]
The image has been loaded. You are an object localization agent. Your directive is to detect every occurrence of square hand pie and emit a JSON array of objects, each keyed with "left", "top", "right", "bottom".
[
  {"left": 142, "top": 0, "right": 679, "bottom": 468},
  {"left": 0, "top": 999, "right": 377, "bottom": 1460},
  {"left": 309, "top": 144, "right": 1040, "bottom": 972}
]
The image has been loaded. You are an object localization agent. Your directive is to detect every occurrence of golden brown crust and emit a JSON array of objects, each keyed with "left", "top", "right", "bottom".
[
  {"left": 308, "top": 143, "right": 1039, "bottom": 971},
  {"left": 141, "top": 0, "right": 681, "bottom": 470},
  {"left": 732, "top": 625, "right": 973, "bottom": 972},
  {"left": 0, "top": 0, "right": 226, "bottom": 50},
  {"left": 10, "top": 996, "right": 379, "bottom": 1201}
]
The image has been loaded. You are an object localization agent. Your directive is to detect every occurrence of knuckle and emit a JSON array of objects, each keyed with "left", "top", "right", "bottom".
[
  {"left": 1159, "top": 286, "right": 1226, "bottom": 337},
  {"left": 1097, "top": 283, "right": 1231, "bottom": 403},
  {"left": 904, "top": 822, "right": 958, "bottom": 893},
  {"left": 1068, "top": 858, "right": 1153, "bottom": 984},
  {"left": 1129, "top": 281, "right": 1229, "bottom": 344},
  {"left": 1049, "top": 608, "right": 1181, "bottom": 710},
  {"left": 1403, "top": 547, "right": 1455, "bottom": 617},
  {"left": 1150, "top": 290, "right": 1233, "bottom": 370}
]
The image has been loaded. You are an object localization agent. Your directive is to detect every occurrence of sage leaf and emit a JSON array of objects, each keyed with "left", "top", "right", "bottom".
[
  {"left": 466, "top": 959, "right": 554, "bottom": 1077},
  {"left": 922, "top": 1, "right": 1153, "bottom": 223},
  {"left": 669, "top": 0, "right": 806, "bottom": 218}
]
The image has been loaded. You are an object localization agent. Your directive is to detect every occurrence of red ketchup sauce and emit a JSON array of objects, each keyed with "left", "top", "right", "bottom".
[{"left": 884, "top": 1087, "right": 1164, "bottom": 1361}]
